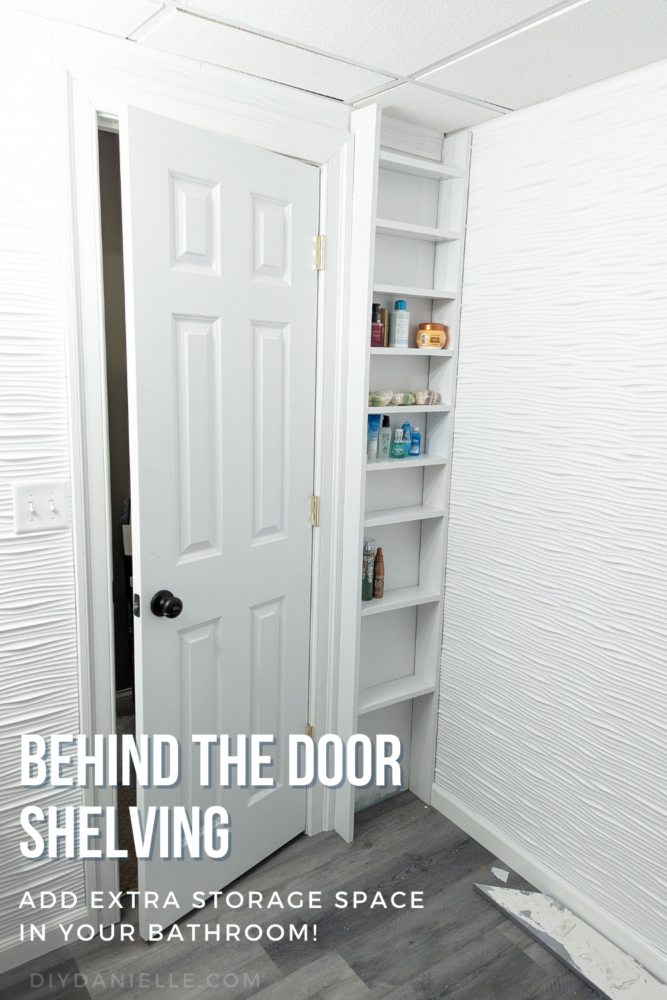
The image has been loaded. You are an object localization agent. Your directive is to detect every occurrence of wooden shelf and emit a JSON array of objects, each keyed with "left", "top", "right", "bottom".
[
  {"left": 358, "top": 675, "right": 437, "bottom": 715},
  {"left": 366, "top": 453, "right": 447, "bottom": 471},
  {"left": 376, "top": 218, "right": 459, "bottom": 243},
  {"left": 374, "top": 284, "right": 456, "bottom": 301},
  {"left": 370, "top": 347, "right": 454, "bottom": 357},
  {"left": 379, "top": 150, "right": 464, "bottom": 181},
  {"left": 364, "top": 504, "right": 446, "bottom": 528},
  {"left": 368, "top": 404, "right": 450, "bottom": 415},
  {"left": 360, "top": 585, "right": 441, "bottom": 617}
]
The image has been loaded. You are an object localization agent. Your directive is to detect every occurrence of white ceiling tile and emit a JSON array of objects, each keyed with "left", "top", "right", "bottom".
[
  {"left": 420, "top": 0, "right": 667, "bottom": 109},
  {"left": 182, "top": 0, "right": 565, "bottom": 76},
  {"left": 354, "top": 83, "right": 503, "bottom": 133},
  {"left": 0, "top": 0, "right": 161, "bottom": 36},
  {"left": 140, "top": 9, "right": 394, "bottom": 100}
]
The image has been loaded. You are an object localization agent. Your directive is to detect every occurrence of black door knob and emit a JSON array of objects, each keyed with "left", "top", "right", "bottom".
[{"left": 150, "top": 590, "right": 183, "bottom": 619}]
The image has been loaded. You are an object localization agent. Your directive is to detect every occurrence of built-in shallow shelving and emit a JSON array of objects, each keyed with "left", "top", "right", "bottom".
[
  {"left": 375, "top": 218, "right": 459, "bottom": 242},
  {"left": 364, "top": 504, "right": 446, "bottom": 528},
  {"left": 358, "top": 675, "right": 438, "bottom": 716},
  {"left": 360, "top": 585, "right": 441, "bottom": 617},
  {"left": 370, "top": 347, "right": 454, "bottom": 357},
  {"left": 366, "top": 454, "right": 447, "bottom": 471},
  {"left": 378, "top": 149, "right": 464, "bottom": 181},
  {"left": 373, "top": 283, "right": 456, "bottom": 301},
  {"left": 367, "top": 404, "right": 450, "bottom": 415},
  {"left": 337, "top": 107, "right": 471, "bottom": 837}
]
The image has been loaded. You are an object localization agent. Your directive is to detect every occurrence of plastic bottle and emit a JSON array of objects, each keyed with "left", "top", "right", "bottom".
[
  {"left": 362, "top": 538, "right": 375, "bottom": 601},
  {"left": 390, "top": 428, "right": 406, "bottom": 459},
  {"left": 388, "top": 300, "right": 410, "bottom": 348},
  {"left": 378, "top": 415, "right": 392, "bottom": 459},
  {"left": 373, "top": 547, "right": 384, "bottom": 599},
  {"left": 367, "top": 414, "right": 381, "bottom": 459},
  {"left": 401, "top": 421, "right": 412, "bottom": 454},
  {"left": 409, "top": 426, "right": 421, "bottom": 456}
]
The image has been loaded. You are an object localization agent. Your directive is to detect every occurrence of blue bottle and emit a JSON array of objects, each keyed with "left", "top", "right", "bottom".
[
  {"left": 401, "top": 421, "right": 411, "bottom": 455},
  {"left": 409, "top": 426, "right": 421, "bottom": 456}
]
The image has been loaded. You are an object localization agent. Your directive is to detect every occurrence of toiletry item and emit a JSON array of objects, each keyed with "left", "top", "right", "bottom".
[
  {"left": 378, "top": 415, "right": 391, "bottom": 459},
  {"left": 379, "top": 307, "right": 389, "bottom": 347},
  {"left": 388, "top": 300, "right": 410, "bottom": 348},
  {"left": 362, "top": 538, "right": 375, "bottom": 600},
  {"left": 390, "top": 392, "right": 415, "bottom": 406},
  {"left": 369, "top": 389, "right": 393, "bottom": 407},
  {"left": 402, "top": 421, "right": 412, "bottom": 452},
  {"left": 414, "top": 389, "right": 439, "bottom": 405},
  {"left": 409, "top": 427, "right": 421, "bottom": 456},
  {"left": 370, "top": 303, "right": 384, "bottom": 347},
  {"left": 367, "top": 414, "right": 381, "bottom": 459},
  {"left": 390, "top": 429, "right": 406, "bottom": 459},
  {"left": 417, "top": 323, "right": 448, "bottom": 349},
  {"left": 373, "top": 547, "right": 384, "bottom": 599}
]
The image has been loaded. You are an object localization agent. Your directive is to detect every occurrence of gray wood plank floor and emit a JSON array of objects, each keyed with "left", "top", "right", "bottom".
[{"left": 0, "top": 792, "right": 601, "bottom": 999}]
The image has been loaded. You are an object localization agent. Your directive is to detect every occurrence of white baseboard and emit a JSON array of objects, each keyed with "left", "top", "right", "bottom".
[
  {"left": 0, "top": 911, "right": 96, "bottom": 976},
  {"left": 431, "top": 783, "right": 667, "bottom": 986}
]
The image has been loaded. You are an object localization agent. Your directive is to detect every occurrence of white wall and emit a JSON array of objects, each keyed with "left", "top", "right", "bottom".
[
  {"left": 0, "top": 9, "right": 85, "bottom": 956},
  {"left": 435, "top": 58, "right": 667, "bottom": 978}
]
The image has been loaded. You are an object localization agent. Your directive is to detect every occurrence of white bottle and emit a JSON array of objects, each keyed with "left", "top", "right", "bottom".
[
  {"left": 388, "top": 300, "right": 410, "bottom": 348},
  {"left": 378, "top": 415, "right": 392, "bottom": 459}
]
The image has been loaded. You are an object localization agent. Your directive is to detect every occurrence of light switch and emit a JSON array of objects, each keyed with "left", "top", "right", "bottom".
[{"left": 13, "top": 481, "right": 70, "bottom": 534}]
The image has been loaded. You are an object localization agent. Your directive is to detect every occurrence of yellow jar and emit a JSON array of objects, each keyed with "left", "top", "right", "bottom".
[{"left": 417, "top": 323, "right": 447, "bottom": 349}]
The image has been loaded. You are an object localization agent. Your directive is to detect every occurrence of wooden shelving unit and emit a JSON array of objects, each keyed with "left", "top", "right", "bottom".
[{"left": 334, "top": 106, "right": 471, "bottom": 842}]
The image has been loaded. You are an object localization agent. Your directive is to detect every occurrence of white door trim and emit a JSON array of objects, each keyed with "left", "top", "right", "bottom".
[{"left": 50, "top": 24, "right": 353, "bottom": 948}]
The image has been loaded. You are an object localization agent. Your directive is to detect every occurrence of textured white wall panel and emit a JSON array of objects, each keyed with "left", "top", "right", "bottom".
[
  {"left": 0, "top": 11, "right": 85, "bottom": 948},
  {"left": 437, "top": 58, "right": 667, "bottom": 966}
]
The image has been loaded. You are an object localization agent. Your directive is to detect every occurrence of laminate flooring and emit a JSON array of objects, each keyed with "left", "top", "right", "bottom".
[{"left": 0, "top": 792, "right": 601, "bottom": 999}]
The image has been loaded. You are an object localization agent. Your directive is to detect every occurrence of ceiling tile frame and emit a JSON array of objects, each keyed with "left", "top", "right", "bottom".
[
  {"left": 126, "top": 0, "right": 597, "bottom": 113},
  {"left": 0, "top": 0, "right": 598, "bottom": 123},
  {"left": 413, "top": 0, "right": 594, "bottom": 80}
]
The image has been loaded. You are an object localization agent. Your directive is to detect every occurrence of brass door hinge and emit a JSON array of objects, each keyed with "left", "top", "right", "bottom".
[
  {"left": 306, "top": 723, "right": 315, "bottom": 740},
  {"left": 310, "top": 495, "right": 320, "bottom": 527},
  {"left": 315, "top": 235, "right": 326, "bottom": 270}
]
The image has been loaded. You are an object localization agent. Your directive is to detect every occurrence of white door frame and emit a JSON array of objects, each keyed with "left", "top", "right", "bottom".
[{"left": 53, "top": 26, "right": 354, "bottom": 931}]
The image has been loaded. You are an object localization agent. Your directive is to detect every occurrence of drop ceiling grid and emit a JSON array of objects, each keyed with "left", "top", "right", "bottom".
[
  {"left": 3, "top": 0, "right": 667, "bottom": 179},
  {"left": 420, "top": 0, "right": 667, "bottom": 110},
  {"left": 182, "top": 0, "right": 563, "bottom": 76}
]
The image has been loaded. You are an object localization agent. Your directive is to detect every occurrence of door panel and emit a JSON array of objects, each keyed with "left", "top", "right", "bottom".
[{"left": 119, "top": 106, "right": 319, "bottom": 938}]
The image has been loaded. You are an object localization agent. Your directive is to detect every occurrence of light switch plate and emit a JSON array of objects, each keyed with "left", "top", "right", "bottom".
[{"left": 13, "top": 480, "right": 70, "bottom": 534}]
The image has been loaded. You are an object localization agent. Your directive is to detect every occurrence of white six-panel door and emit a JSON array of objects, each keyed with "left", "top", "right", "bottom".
[{"left": 119, "top": 106, "right": 319, "bottom": 938}]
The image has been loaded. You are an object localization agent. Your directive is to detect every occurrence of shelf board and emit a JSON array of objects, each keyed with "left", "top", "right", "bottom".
[
  {"left": 358, "top": 675, "right": 437, "bottom": 716},
  {"left": 364, "top": 504, "right": 446, "bottom": 527},
  {"left": 366, "top": 453, "right": 447, "bottom": 471},
  {"left": 368, "top": 404, "right": 450, "bottom": 415},
  {"left": 379, "top": 150, "right": 464, "bottom": 181},
  {"left": 360, "top": 585, "right": 441, "bottom": 617},
  {"left": 374, "top": 284, "right": 456, "bottom": 301},
  {"left": 375, "top": 218, "right": 459, "bottom": 243},
  {"left": 370, "top": 347, "right": 454, "bottom": 357}
]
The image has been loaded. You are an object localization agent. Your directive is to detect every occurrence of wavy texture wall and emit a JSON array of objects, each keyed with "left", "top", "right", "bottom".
[
  {"left": 0, "top": 13, "right": 85, "bottom": 951},
  {"left": 436, "top": 59, "right": 667, "bottom": 965}
]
